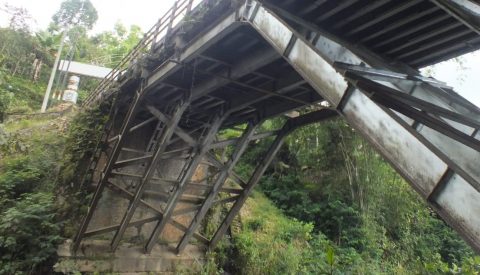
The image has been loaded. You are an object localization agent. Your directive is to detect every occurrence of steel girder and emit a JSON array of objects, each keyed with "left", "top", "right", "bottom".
[
  {"left": 176, "top": 121, "right": 259, "bottom": 253},
  {"left": 247, "top": 1, "right": 480, "bottom": 252},
  {"left": 74, "top": 84, "right": 147, "bottom": 252},
  {"left": 144, "top": 113, "right": 227, "bottom": 252},
  {"left": 209, "top": 109, "right": 338, "bottom": 249},
  {"left": 109, "top": 100, "right": 190, "bottom": 251}
]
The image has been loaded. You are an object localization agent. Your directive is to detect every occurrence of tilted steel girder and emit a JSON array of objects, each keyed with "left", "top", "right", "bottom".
[{"left": 247, "top": 1, "right": 480, "bottom": 252}]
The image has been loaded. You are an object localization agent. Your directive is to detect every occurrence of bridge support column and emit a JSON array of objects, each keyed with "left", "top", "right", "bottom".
[
  {"left": 145, "top": 113, "right": 227, "bottom": 253},
  {"left": 73, "top": 84, "right": 146, "bottom": 252},
  {"left": 177, "top": 120, "right": 259, "bottom": 254},
  {"left": 209, "top": 109, "right": 337, "bottom": 249},
  {"left": 110, "top": 99, "right": 190, "bottom": 251}
]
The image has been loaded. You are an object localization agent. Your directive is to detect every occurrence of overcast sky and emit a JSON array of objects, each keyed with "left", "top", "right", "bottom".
[
  {"left": 0, "top": 0, "right": 178, "bottom": 33},
  {"left": 0, "top": 0, "right": 479, "bottom": 107}
]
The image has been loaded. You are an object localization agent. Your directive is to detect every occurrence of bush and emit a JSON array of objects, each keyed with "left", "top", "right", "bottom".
[
  {"left": 58, "top": 101, "right": 110, "bottom": 190},
  {"left": 0, "top": 87, "right": 13, "bottom": 122},
  {"left": 0, "top": 157, "right": 42, "bottom": 201},
  {"left": 228, "top": 193, "right": 314, "bottom": 275},
  {"left": 0, "top": 193, "right": 62, "bottom": 275}
]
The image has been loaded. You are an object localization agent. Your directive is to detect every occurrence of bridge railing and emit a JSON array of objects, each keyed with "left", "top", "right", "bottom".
[{"left": 82, "top": 0, "right": 204, "bottom": 107}]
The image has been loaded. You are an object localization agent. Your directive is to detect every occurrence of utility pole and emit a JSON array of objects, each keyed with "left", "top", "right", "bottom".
[
  {"left": 41, "top": 1, "right": 86, "bottom": 112},
  {"left": 40, "top": 29, "right": 68, "bottom": 113}
]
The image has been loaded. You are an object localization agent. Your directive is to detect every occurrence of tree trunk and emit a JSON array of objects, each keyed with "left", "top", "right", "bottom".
[
  {"left": 32, "top": 59, "right": 42, "bottom": 82},
  {"left": 31, "top": 58, "right": 38, "bottom": 80},
  {"left": 12, "top": 58, "right": 21, "bottom": 76}
]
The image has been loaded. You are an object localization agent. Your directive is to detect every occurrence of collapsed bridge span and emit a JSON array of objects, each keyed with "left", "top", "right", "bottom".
[{"left": 73, "top": 0, "right": 480, "bottom": 258}]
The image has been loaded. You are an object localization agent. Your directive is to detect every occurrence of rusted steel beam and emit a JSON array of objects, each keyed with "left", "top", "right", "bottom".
[
  {"left": 73, "top": 85, "right": 145, "bottom": 252},
  {"left": 177, "top": 121, "right": 259, "bottom": 253},
  {"left": 110, "top": 99, "right": 190, "bottom": 252},
  {"left": 172, "top": 195, "right": 240, "bottom": 216},
  {"left": 84, "top": 216, "right": 160, "bottom": 238},
  {"left": 145, "top": 113, "right": 227, "bottom": 253},
  {"left": 129, "top": 116, "right": 157, "bottom": 132},
  {"left": 209, "top": 130, "right": 277, "bottom": 149},
  {"left": 87, "top": 181, "right": 208, "bottom": 243},
  {"left": 147, "top": 105, "right": 197, "bottom": 146},
  {"left": 114, "top": 155, "right": 153, "bottom": 169},
  {"left": 209, "top": 109, "right": 337, "bottom": 249}
]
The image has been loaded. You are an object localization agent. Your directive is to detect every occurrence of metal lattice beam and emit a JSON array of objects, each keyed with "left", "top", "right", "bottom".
[
  {"left": 73, "top": 85, "right": 145, "bottom": 252},
  {"left": 110, "top": 99, "right": 190, "bottom": 251},
  {"left": 144, "top": 113, "right": 228, "bottom": 253},
  {"left": 177, "top": 121, "right": 259, "bottom": 253},
  {"left": 209, "top": 109, "right": 338, "bottom": 249}
]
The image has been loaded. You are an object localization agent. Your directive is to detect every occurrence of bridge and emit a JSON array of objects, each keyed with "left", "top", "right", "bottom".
[{"left": 72, "top": 0, "right": 480, "bottom": 259}]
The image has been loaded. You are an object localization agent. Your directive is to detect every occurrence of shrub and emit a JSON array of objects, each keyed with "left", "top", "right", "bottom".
[
  {"left": 0, "top": 156, "right": 42, "bottom": 201},
  {"left": 0, "top": 193, "right": 62, "bottom": 274}
]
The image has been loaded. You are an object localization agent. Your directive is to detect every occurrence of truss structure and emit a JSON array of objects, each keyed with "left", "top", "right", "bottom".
[{"left": 75, "top": 0, "right": 480, "bottom": 254}]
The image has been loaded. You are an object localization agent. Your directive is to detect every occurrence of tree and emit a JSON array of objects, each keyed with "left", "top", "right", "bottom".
[
  {"left": 31, "top": 31, "right": 57, "bottom": 82},
  {"left": 52, "top": 0, "right": 98, "bottom": 30},
  {"left": 0, "top": 4, "right": 34, "bottom": 32},
  {"left": 0, "top": 77, "right": 12, "bottom": 122},
  {"left": 91, "top": 22, "right": 143, "bottom": 67}
]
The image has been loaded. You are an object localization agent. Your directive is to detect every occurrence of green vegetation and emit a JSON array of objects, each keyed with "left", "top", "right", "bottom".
[
  {"left": 0, "top": 67, "right": 109, "bottom": 275},
  {"left": 205, "top": 118, "right": 480, "bottom": 274},
  {"left": 56, "top": 101, "right": 110, "bottom": 238},
  {"left": 0, "top": 106, "right": 67, "bottom": 274},
  {"left": 0, "top": 0, "right": 479, "bottom": 274},
  {"left": 0, "top": 0, "right": 143, "bottom": 272}
]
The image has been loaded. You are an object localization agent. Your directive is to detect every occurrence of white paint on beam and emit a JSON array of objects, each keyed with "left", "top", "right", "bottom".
[{"left": 58, "top": 60, "right": 112, "bottom": 79}]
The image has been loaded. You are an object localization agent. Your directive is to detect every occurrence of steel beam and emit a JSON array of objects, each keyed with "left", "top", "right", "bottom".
[
  {"left": 177, "top": 48, "right": 278, "bottom": 103},
  {"left": 332, "top": 0, "right": 390, "bottom": 30},
  {"left": 84, "top": 216, "right": 160, "bottom": 238},
  {"left": 339, "top": 69, "right": 480, "bottom": 128},
  {"left": 345, "top": 0, "right": 423, "bottom": 37},
  {"left": 247, "top": 1, "right": 480, "bottom": 252},
  {"left": 73, "top": 86, "right": 144, "bottom": 252},
  {"left": 210, "top": 130, "right": 277, "bottom": 149},
  {"left": 114, "top": 155, "right": 153, "bottom": 169},
  {"left": 110, "top": 100, "right": 189, "bottom": 251},
  {"left": 146, "top": 9, "right": 247, "bottom": 90},
  {"left": 177, "top": 121, "right": 259, "bottom": 253},
  {"left": 356, "top": 80, "right": 480, "bottom": 152},
  {"left": 172, "top": 195, "right": 240, "bottom": 216},
  {"left": 147, "top": 105, "right": 197, "bottom": 146},
  {"left": 129, "top": 116, "right": 157, "bottom": 132},
  {"left": 209, "top": 109, "right": 337, "bottom": 249},
  {"left": 91, "top": 181, "right": 208, "bottom": 244},
  {"left": 431, "top": 0, "right": 480, "bottom": 35},
  {"left": 255, "top": 1, "right": 480, "bottom": 180},
  {"left": 182, "top": 63, "right": 311, "bottom": 106},
  {"left": 144, "top": 113, "right": 227, "bottom": 253},
  {"left": 79, "top": 97, "right": 119, "bottom": 188}
]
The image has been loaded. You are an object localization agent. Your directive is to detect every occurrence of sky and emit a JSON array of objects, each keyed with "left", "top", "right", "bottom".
[
  {"left": 0, "top": 0, "right": 479, "bottom": 107},
  {"left": 421, "top": 52, "right": 480, "bottom": 107},
  {"left": 0, "top": 0, "right": 177, "bottom": 33}
]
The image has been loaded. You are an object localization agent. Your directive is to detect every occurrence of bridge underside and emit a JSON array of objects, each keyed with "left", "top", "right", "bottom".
[{"left": 74, "top": 0, "right": 480, "bottom": 257}]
